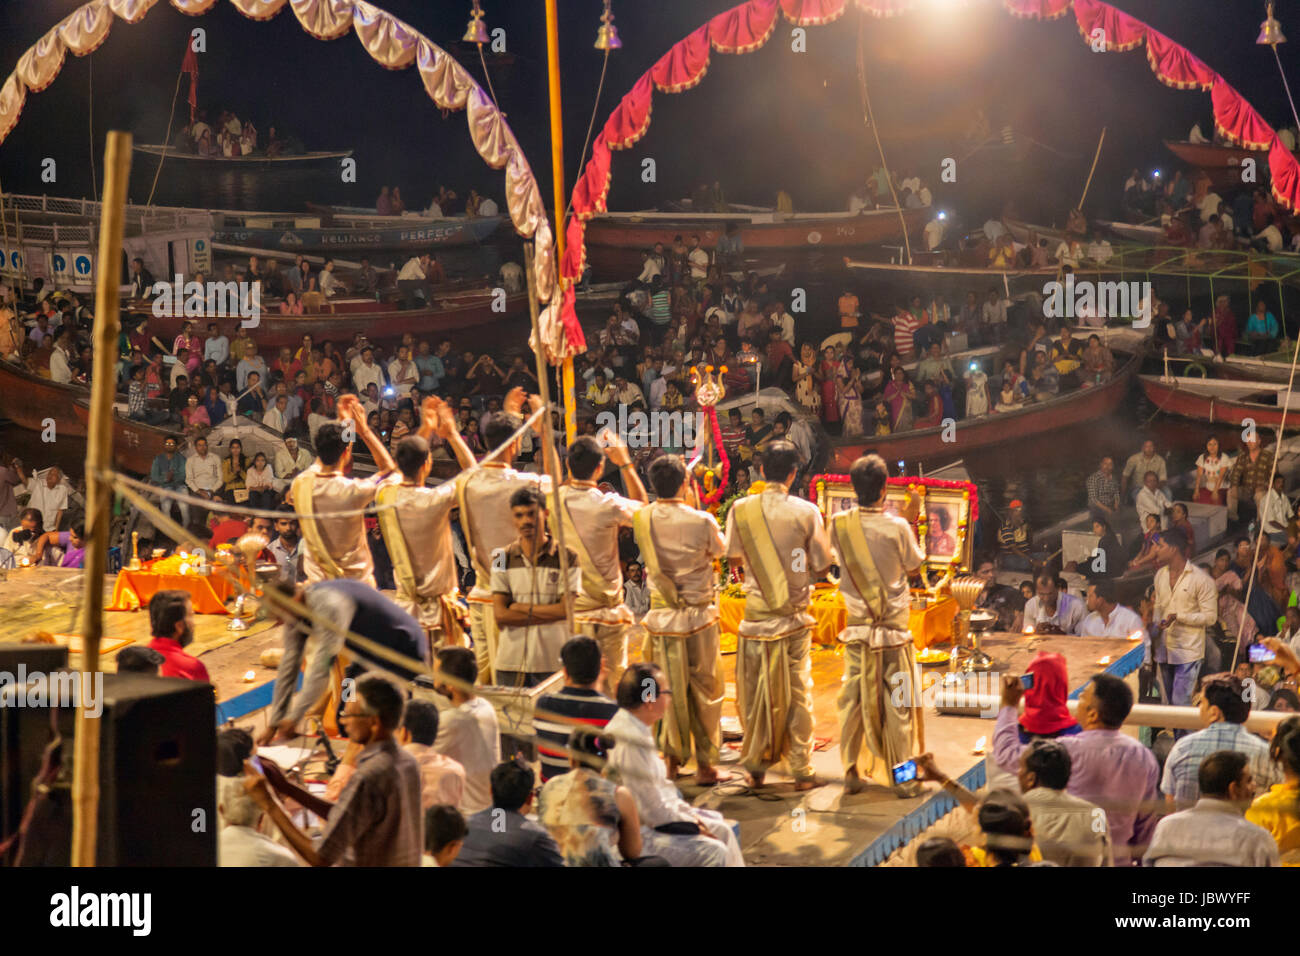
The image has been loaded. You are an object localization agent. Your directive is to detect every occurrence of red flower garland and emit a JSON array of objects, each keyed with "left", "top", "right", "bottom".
[{"left": 694, "top": 404, "right": 732, "bottom": 506}]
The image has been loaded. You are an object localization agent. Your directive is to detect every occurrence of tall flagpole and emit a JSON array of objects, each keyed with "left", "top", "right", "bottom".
[{"left": 544, "top": 0, "right": 577, "bottom": 445}]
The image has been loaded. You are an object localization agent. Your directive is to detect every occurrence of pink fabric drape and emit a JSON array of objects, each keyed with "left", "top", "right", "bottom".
[{"left": 558, "top": 0, "right": 1300, "bottom": 336}]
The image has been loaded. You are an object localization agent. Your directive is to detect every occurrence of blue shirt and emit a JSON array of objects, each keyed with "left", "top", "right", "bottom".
[
  {"left": 416, "top": 354, "right": 444, "bottom": 391},
  {"left": 1160, "top": 720, "right": 1280, "bottom": 805},
  {"left": 150, "top": 451, "right": 187, "bottom": 489},
  {"left": 1246, "top": 311, "right": 1279, "bottom": 338}
]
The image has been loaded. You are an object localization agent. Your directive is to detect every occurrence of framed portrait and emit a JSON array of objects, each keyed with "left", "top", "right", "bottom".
[{"left": 810, "top": 473, "right": 977, "bottom": 572}]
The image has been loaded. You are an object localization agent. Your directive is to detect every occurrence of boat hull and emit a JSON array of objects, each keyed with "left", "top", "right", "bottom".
[
  {"left": 1139, "top": 375, "right": 1300, "bottom": 429},
  {"left": 829, "top": 354, "right": 1139, "bottom": 470},
  {"left": 133, "top": 145, "right": 353, "bottom": 165},
  {"left": 130, "top": 290, "right": 529, "bottom": 349},
  {"left": 0, "top": 361, "right": 89, "bottom": 437},
  {"left": 585, "top": 207, "right": 928, "bottom": 251},
  {"left": 1163, "top": 140, "right": 1279, "bottom": 189},
  {"left": 211, "top": 216, "right": 503, "bottom": 252},
  {"left": 72, "top": 402, "right": 173, "bottom": 476}
]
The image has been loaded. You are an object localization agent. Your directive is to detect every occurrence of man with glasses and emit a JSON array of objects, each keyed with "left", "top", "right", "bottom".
[{"left": 246, "top": 672, "right": 424, "bottom": 866}]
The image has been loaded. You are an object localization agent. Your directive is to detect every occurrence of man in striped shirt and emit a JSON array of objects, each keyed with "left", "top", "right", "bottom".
[
  {"left": 892, "top": 303, "right": 920, "bottom": 358},
  {"left": 535, "top": 636, "right": 619, "bottom": 782},
  {"left": 490, "top": 486, "right": 580, "bottom": 688}
]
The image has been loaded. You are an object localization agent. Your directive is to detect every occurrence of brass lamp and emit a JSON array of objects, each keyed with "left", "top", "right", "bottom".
[
  {"left": 948, "top": 575, "right": 995, "bottom": 673},
  {"left": 463, "top": 0, "right": 489, "bottom": 45},
  {"left": 1259, "top": 2, "right": 1287, "bottom": 45},
  {"left": 227, "top": 532, "right": 269, "bottom": 631},
  {"left": 595, "top": 0, "right": 623, "bottom": 51}
]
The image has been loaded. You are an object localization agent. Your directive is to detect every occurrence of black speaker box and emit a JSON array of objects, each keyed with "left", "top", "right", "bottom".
[{"left": 1, "top": 664, "right": 216, "bottom": 866}]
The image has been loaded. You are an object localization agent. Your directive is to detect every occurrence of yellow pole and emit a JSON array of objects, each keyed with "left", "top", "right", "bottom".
[
  {"left": 73, "top": 129, "right": 132, "bottom": 868},
  {"left": 544, "top": 0, "right": 577, "bottom": 445}
]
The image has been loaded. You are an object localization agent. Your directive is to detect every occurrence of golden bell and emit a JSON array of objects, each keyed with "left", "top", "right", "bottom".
[
  {"left": 464, "top": 2, "right": 489, "bottom": 45},
  {"left": 595, "top": 4, "right": 622, "bottom": 51},
  {"left": 1258, "top": 2, "right": 1287, "bottom": 45}
]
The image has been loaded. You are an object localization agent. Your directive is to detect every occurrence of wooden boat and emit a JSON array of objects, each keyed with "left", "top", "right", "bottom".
[
  {"left": 827, "top": 352, "right": 1140, "bottom": 471},
  {"left": 133, "top": 144, "right": 353, "bottom": 166},
  {"left": 129, "top": 288, "right": 529, "bottom": 349},
  {"left": 211, "top": 212, "right": 503, "bottom": 253},
  {"left": 73, "top": 399, "right": 175, "bottom": 476},
  {"left": 0, "top": 359, "right": 90, "bottom": 437},
  {"left": 1096, "top": 219, "right": 1165, "bottom": 244},
  {"left": 1139, "top": 374, "right": 1300, "bottom": 428},
  {"left": 586, "top": 206, "right": 929, "bottom": 250},
  {"left": 1163, "top": 139, "right": 1283, "bottom": 190}
]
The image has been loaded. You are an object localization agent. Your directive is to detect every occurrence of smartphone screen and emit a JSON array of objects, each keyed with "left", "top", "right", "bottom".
[
  {"left": 1249, "top": 644, "right": 1276, "bottom": 663},
  {"left": 248, "top": 755, "right": 264, "bottom": 775},
  {"left": 891, "top": 759, "right": 917, "bottom": 784},
  {"left": 1020, "top": 673, "right": 1035, "bottom": 690}
]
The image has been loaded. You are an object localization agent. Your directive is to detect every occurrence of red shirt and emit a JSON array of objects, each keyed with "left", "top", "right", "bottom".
[
  {"left": 210, "top": 519, "right": 249, "bottom": 550},
  {"left": 147, "top": 636, "right": 210, "bottom": 683}
]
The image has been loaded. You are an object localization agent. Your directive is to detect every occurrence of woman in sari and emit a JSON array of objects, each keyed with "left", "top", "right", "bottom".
[
  {"left": 819, "top": 346, "right": 842, "bottom": 429},
  {"left": 1081, "top": 334, "right": 1115, "bottom": 386},
  {"left": 173, "top": 321, "right": 201, "bottom": 376},
  {"left": 838, "top": 366, "right": 865, "bottom": 438},
  {"left": 181, "top": 391, "right": 210, "bottom": 438},
  {"left": 1211, "top": 549, "right": 1259, "bottom": 647},
  {"left": 1127, "top": 514, "right": 1163, "bottom": 572},
  {"left": 884, "top": 366, "right": 916, "bottom": 431},
  {"left": 793, "top": 342, "right": 822, "bottom": 416},
  {"left": 221, "top": 438, "right": 248, "bottom": 505}
]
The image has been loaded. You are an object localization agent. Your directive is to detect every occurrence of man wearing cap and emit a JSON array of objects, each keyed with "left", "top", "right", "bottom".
[
  {"left": 997, "top": 500, "right": 1032, "bottom": 571},
  {"left": 1151, "top": 525, "right": 1216, "bottom": 711}
]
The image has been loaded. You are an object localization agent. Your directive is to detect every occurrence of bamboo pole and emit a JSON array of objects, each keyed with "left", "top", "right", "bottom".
[
  {"left": 1076, "top": 127, "right": 1107, "bottom": 211},
  {"left": 72, "top": 130, "right": 132, "bottom": 868},
  {"left": 524, "top": 242, "right": 575, "bottom": 634},
  {"left": 543, "top": 0, "right": 577, "bottom": 445}
]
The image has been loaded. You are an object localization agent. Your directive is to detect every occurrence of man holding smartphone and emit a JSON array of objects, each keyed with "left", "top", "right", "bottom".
[{"left": 830, "top": 454, "right": 925, "bottom": 797}]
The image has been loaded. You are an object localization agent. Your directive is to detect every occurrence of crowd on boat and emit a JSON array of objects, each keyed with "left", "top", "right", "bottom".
[
  {"left": 177, "top": 109, "right": 299, "bottom": 157},
  {"left": 374, "top": 184, "right": 500, "bottom": 220}
]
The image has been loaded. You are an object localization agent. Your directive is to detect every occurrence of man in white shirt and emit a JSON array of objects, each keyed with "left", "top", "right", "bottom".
[
  {"left": 352, "top": 347, "right": 384, "bottom": 397},
  {"left": 1018, "top": 740, "right": 1112, "bottom": 867},
  {"left": 432, "top": 647, "right": 501, "bottom": 816},
  {"left": 1143, "top": 750, "right": 1279, "bottom": 866},
  {"left": 605, "top": 662, "right": 745, "bottom": 866},
  {"left": 185, "top": 436, "right": 223, "bottom": 506},
  {"left": 637, "top": 250, "right": 663, "bottom": 284},
  {"left": 923, "top": 215, "right": 946, "bottom": 251},
  {"left": 387, "top": 345, "right": 418, "bottom": 398},
  {"left": 217, "top": 774, "right": 303, "bottom": 867},
  {"left": 262, "top": 394, "right": 290, "bottom": 433},
  {"left": 1198, "top": 190, "right": 1224, "bottom": 224},
  {"left": 1077, "top": 581, "right": 1144, "bottom": 638},
  {"left": 318, "top": 259, "right": 344, "bottom": 298},
  {"left": 1150, "top": 526, "right": 1216, "bottom": 709},
  {"left": 478, "top": 196, "right": 499, "bottom": 217},
  {"left": 1259, "top": 220, "right": 1284, "bottom": 252},
  {"left": 1134, "top": 471, "right": 1172, "bottom": 531},
  {"left": 397, "top": 253, "right": 433, "bottom": 305},
  {"left": 1023, "top": 572, "right": 1086, "bottom": 634},
  {"left": 1260, "top": 472, "right": 1294, "bottom": 543},
  {"left": 274, "top": 436, "right": 312, "bottom": 484},
  {"left": 686, "top": 235, "right": 709, "bottom": 282},
  {"left": 499, "top": 261, "right": 524, "bottom": 293},
  {"left": 768, "top": 303, "right": 795, "bottom": 346},
  {"left": 204, "top": 322, "right": 228, "bottom": 365},
  {"left": 25, "top": 467, "right": 69, "bottom": 531},
  {"left": 48, "top": 330, "right": 74, "bottom": 384}
]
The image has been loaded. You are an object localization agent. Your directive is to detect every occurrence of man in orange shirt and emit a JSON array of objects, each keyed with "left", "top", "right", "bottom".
[{"left": 838, "top": 290, "right": 860, "bottom": 329}]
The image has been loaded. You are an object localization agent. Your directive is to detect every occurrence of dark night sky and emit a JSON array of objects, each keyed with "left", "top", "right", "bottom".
[{"left": 0, "top": 0, "right": 1297, "bottom": 225}]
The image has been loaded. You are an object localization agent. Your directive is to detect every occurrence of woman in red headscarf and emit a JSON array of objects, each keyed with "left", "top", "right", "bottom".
[{"left": 1015, "top": 651, "right": 1082, "bottom": 744}]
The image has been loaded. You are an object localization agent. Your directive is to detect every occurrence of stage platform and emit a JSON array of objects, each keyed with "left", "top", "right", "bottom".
[{"left": 0, "top": 569, "right": 1146, "bottom": 865}]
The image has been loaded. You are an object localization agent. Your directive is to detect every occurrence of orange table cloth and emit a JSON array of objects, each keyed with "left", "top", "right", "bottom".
[
  {"left": 718, "top": 588, "right": 957, "bottom": 649},
  {"left": 109, "top": 568, "right": 235, "bottom": 614}
]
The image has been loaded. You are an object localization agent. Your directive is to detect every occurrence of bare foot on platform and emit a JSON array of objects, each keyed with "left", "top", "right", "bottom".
[
  {"left": 744, "top": 769, "right": 766, "bottom": 788},
  {"left": 793, "top": 775, "right": 823, "bottom": 792},
  {"left": 694, "top": 766, "right": 733, "bottom": 785},
  {"left": 844, "top": 769, "right": 870, "bottom": 794}
]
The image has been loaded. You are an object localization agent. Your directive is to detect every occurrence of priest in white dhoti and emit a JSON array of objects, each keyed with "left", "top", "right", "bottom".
[
  {"left": 377, "top": 396, "right": 477, "bottom": 648},
  {"left": 287, "top": 395, "right": 396, "bottom": 587},
  {"left": 457, "top": 387, "right": 551, "bottom": 684},
  {"left": 635, "top": 455, "right": 728, "bottom": 783},
  {"left": 723, "top": 441, "right": 833, "bottom": 789},
  {"left": 830, "top": 454, "right": 925, "bottom": 797},
  {"left": 552, "top": 434, "right": 647, "bottom": 696}
]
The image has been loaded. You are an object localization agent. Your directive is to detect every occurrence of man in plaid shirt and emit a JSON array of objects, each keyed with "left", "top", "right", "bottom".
[
  {"left": 1085, "top": 455, "right": 1121, "bottom": 522},
  {"left": 1160, "top": 672, "right": 1280, "bottom": 807}
]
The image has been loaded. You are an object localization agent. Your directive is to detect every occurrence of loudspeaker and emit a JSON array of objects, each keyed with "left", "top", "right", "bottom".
[
  {"left": 0, "top": 644, "right": 70, "bottom": 851},
  {"left": 1, "top": 667, "right": 216, "bottom": 866}
]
